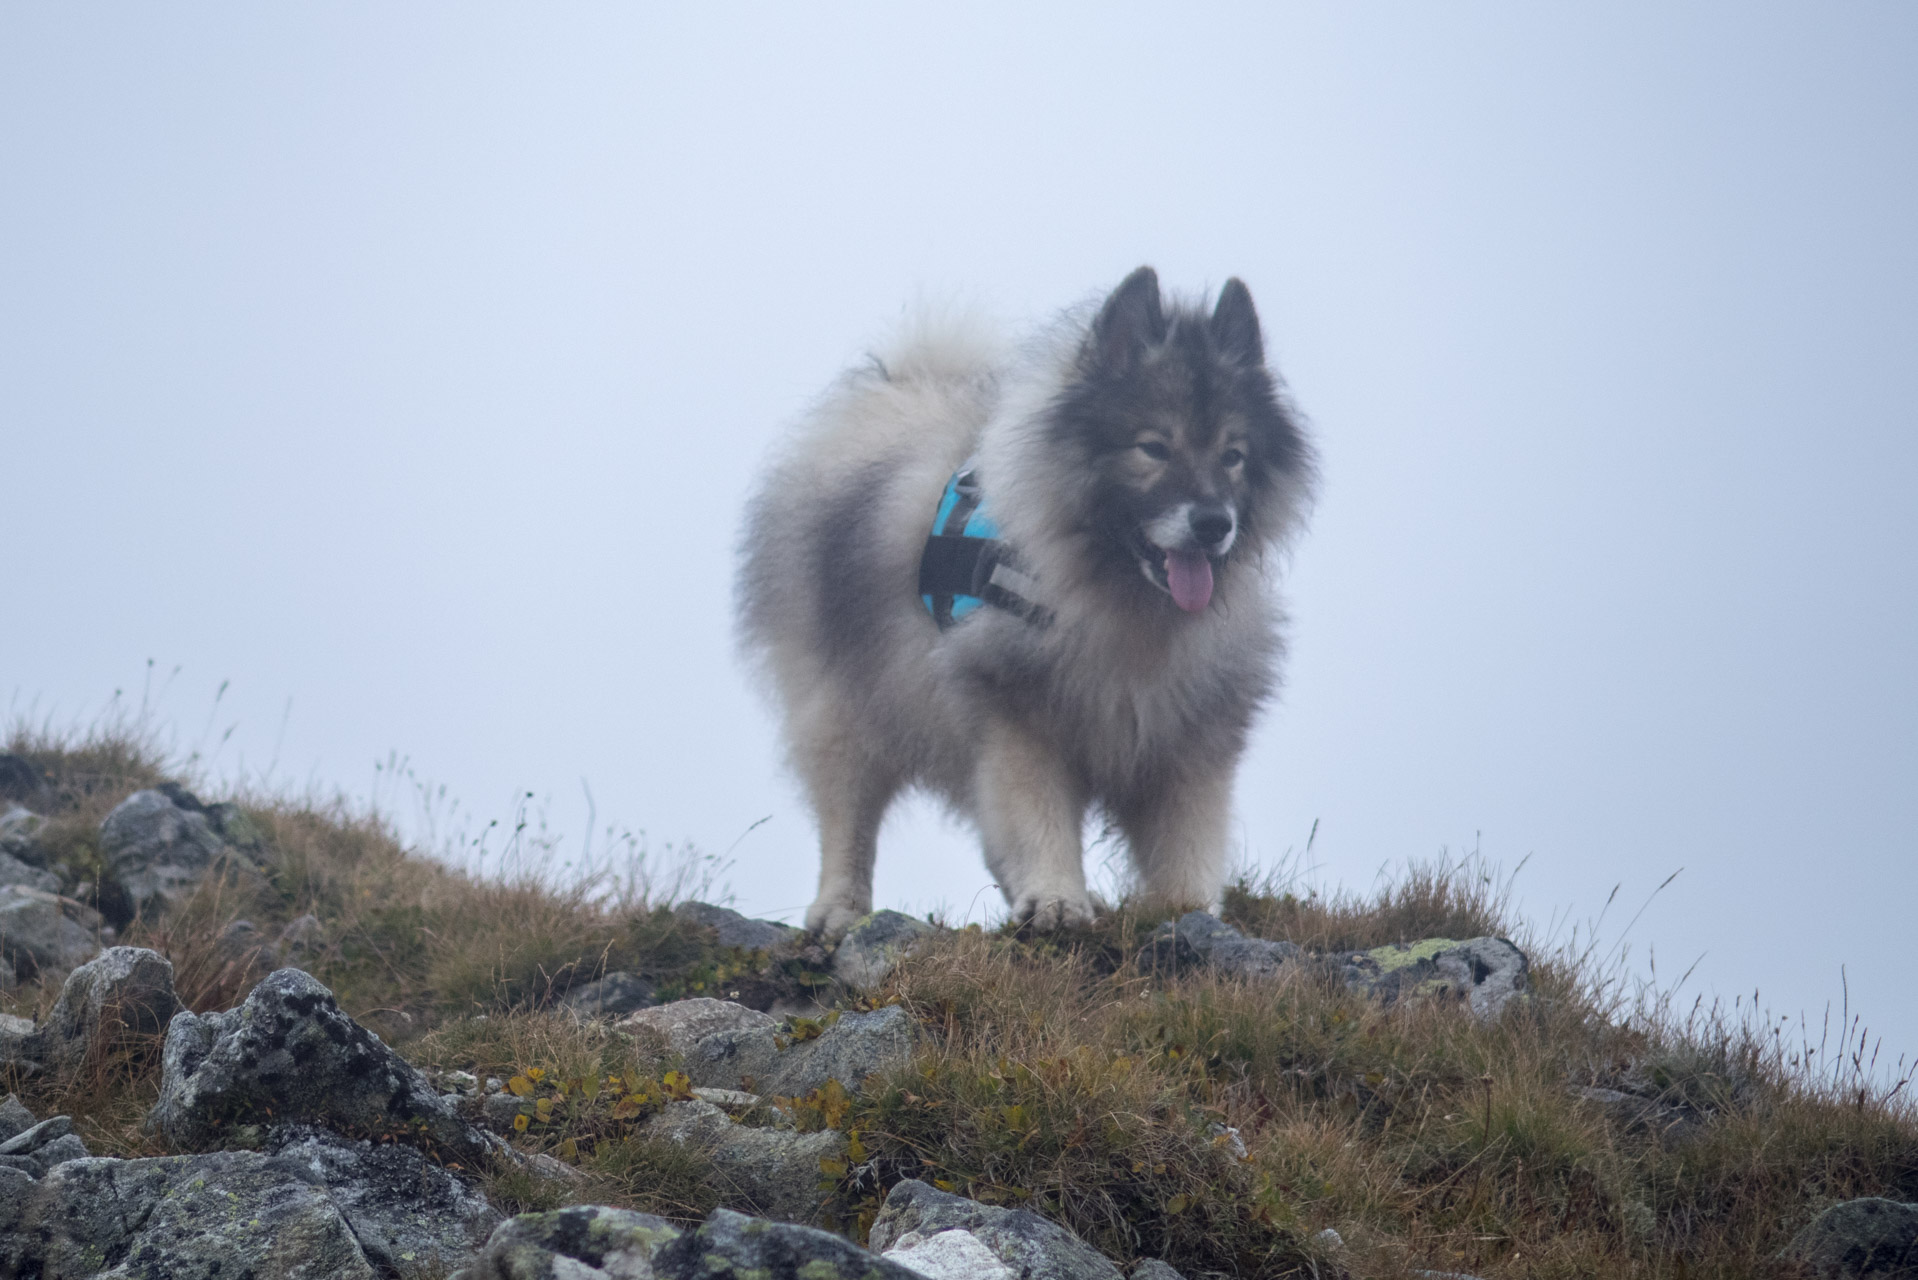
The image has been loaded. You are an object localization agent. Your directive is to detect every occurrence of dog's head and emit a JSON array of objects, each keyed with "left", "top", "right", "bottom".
[{"left": 1051, "top": 267, "right": 1311, "bottom": 613}]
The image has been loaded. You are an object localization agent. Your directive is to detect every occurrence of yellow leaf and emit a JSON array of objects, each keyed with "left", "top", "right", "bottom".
[
  {"left": 1165, "top": 1194, "right": 1190, "bottom": 1215},
  {"left": 556, "top": 1138, "right": 578, "bottom": 1162},
  {"left": 525, "top": 1067, "right": 546, "bottom": 1082},
  {"left": 535, "top": 1098, "right": 554, "bottom": 1121},
  {"left": 508, "top": 1076, "right": 534, "bottom": 1098},
  {"left": 818, "top": 1157, "right": 848, "bottom": 1178},
  {"left": 583, "top": 1074, "right": 602, "bottom": 1102},
  {"left": 847, "top": 1129, "right": 867, "bottom": 1162}
]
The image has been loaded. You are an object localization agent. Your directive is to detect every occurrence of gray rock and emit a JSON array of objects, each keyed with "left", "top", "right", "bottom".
[
  {"left": 653, "top": 999, "right": 915, "bottom": 1097},
  {"left": 1336, "top": 936, "right": 1531, "bottom": 1020},
  {"left": 99, "top": 787, "right": 232, "bottom": 917},
  {"left": 676, "top": 1207, "right": 925, "bottom": 1280},
  {"left": 0, "top": 847, "right": 56, "bottom": 894},
  {"left": 0, "top": 804, "right": 45, "bottom": 839},
  {"left": 690, "top": 1087, "right": 761, "bottom": 1112},
  {"left": 0, "top": 1012, "right": 32, "bottom": 1055},
  {"left": 0, "top": 1163, "right": 39, "bottom": 1237},
  {"left": 646, "top": 1100, "right": 845, "bottom": 1223},
  {"left": 1, "top": 1150, "right": 378, "bottom": 1279},
  {"left": 269, "top": 1124, "right": 503, "bottom": 1278},
  {"left": 833, "top": 910, "right": 941, "bottom": 990},
  {"left": 1779, "top": 1197, "right": 1918, "bottom": 1277},
  {"left": 676, "top": 901, "right": 803, "bottom": 952},
  {"left": 0, "top": 756, "right": 46, "bottom": 805},
  {"left": 454, "top": 1204, "right": 684, "bottom": 1280},
  {"left": 619, "top": 996, "right": 779, "bottom": 1059},
  {"left": 0, "top": 808, "right": 51, "bottom": 906},
  {"left": 0, "top": 1094, "right": 34, "bottom": 1140},
  {"left": 1139, "top": 911, "right": 1303, "bottom": 980},
  {"left": 440, "top": 1068, "right": 483, "bottom": 1096},
  {"left": 31, "top": 944, "right": 182, "bottom": 1069},
  {"left": 870, "top": 1179, "right": 1124, "bottom": 1280},
  {"left": 150, "top": 967, "right": 495, "bottom": 1165},
  {"left": 562, "top": 970, "right": 658, "bottom": 1017},
  {"left": 29, "top": 1131, "right": 90, "bottom": 1172},
  {"left": 0, "top": 884, "right": 102, "bottom": 980},
  {"left": 759, "top": 1004, "right": 916, "bottom": 1097},
  {"left": 683, "top": 1020, "right": 784, "bottom": 1091},
  {"left": 0, "top": 1113, "right": 71, "bottom": 1155},
  {"left": 279, "top": 911, "right": 327, "bottom": 961},
  {"left": 885, "top": 1228, "right": 1018, "bottom": 1280},
  {"left": 1130, "top": 1261, "right": 1187, "bottom": 1280},
  {"left": 481, "top": 1090, "right": 528, "bottom": 1134}
]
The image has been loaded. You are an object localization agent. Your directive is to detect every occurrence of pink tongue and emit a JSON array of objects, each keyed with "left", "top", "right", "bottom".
[{"left": 1165, "top": 551, "right": 1214, "bottom": 613}]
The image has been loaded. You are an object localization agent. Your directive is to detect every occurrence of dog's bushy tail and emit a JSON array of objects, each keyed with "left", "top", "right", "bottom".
[{"left": 866, "top": 302, "right": 1004, "bottom": 388}]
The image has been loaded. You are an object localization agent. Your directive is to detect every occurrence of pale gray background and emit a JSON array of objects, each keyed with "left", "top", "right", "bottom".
[{"left": 4, "top": 7, "right": 1914, "bottom": 1070}]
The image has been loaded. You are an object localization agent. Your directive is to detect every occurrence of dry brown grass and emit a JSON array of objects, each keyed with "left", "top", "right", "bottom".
[{"left": 4, "top": 726, "right": 1916, "bottom": 1279}]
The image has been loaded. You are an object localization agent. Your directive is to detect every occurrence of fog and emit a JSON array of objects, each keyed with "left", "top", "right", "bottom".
[{"left": 4, "top": 6, "right": 1914, "bottom": 1067}]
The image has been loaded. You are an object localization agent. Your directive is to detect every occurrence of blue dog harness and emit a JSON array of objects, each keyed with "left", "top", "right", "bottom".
[{"left": 917, "top": 465, "right": 1052, "bottom": 630}]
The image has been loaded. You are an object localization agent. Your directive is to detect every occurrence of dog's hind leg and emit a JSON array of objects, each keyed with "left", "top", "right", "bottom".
[
  {"left": 975, "top": 718, "right": 1095, "bottom": 929},
  {"left": 1118, "top": 767, "right": 1233, "bottom": 915},
  {"left": 796, "top": 708, "right": 899, "bottom": 937}
]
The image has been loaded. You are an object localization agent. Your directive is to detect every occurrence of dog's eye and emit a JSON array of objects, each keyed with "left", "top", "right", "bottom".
[
  {"left": 1137, "top": 440, "right": 1171, "bottom": 461},
  {"left": 1220, "top": 448, "right": 1245, "bottom": 468}
]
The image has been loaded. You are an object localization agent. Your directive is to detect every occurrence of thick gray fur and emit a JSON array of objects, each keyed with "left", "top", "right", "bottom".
[{"left": 739, "top": 268, "right": 1314, "bottom": 933}]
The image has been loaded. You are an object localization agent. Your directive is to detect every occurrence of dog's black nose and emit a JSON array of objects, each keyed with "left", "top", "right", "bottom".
[{"left": 1190, "top": 504, "right": 1234, "bottom": 547}]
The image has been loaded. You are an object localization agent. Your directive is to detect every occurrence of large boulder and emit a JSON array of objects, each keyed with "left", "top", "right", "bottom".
[
  {"left": 1140, "top": 911, "right": 1302, "bottom": 981},
  {"left": 832, "top": 910, "right": 941, "bottom": 990},
  {"left": 1335, "top": 936, "right": 1530, "bottom": 1021},
  {"left": 0, "top": 1150, "right": 378, "bottom": 1280},
  {"left": 1779, "top": 1197, "right": 1918, "bottom": 1277},
  {"left": 0, "top": 884, "right": 102, "bottom": 981},
  {"left": 644, "top": 1100, "right": 846, "bottom": 1224},
  {"left": 268, "top": 1125, "right": 502, "bottom": 1278},
  {"left": 870, "top": 1179, "right": 1124, "bottom": 1280},
  {"left": 150, "top": 967, "right": 495, "bottom": 1166},
  {"left": 29, "top": 945, "right": 182, "bottom": 1070},
  {"left": 98, "top": 787, "right": 234, "bottom": 918}
]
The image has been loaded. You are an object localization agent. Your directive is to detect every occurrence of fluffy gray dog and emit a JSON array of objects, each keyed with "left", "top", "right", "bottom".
[{"left": 739, "top": 267, "right": 1314, "bottom": 934}]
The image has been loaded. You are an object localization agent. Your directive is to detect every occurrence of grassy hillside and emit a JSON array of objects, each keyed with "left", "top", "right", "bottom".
[{"left": 3, "top": 724, "right": 1914, "bottom": 1278}]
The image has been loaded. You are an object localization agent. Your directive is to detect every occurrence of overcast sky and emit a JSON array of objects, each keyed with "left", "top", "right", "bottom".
[{"left": 4, "top": 5, "right": 1914, "bottom": 1072}]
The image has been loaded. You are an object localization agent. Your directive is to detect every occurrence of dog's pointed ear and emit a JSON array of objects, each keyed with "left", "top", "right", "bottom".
[
  {"left": 1211, "top": 277, "right": 1264, "bottom": 365},
  {"left": 1090, "top": 266, "right": 1166, "bottom": 373}
]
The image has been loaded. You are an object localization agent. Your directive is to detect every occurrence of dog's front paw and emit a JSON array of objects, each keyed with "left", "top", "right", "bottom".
[
  {"left": 1011, "top": 889, "right": 1097, "bottom": 932},
  {"left": 805, "top": 897, "right": 868, "bottom": 938}
]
